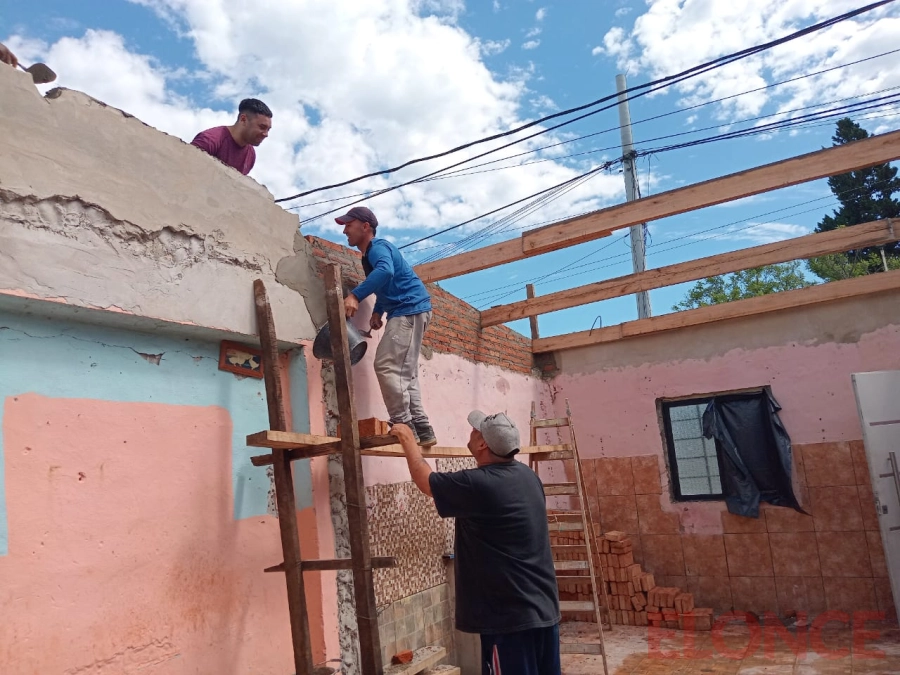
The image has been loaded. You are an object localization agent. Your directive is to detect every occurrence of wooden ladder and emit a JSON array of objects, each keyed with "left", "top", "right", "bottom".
[{"left": 529, "top": 400, "right": 610, "bottom": 673}]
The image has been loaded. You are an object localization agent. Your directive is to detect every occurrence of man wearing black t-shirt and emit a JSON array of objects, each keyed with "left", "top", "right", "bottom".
[{"left": 390, "top": 412, "right": 561, "bottom": 675}]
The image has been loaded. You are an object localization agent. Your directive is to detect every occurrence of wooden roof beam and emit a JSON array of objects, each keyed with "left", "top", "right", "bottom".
[
  {"left": 481, "top": 219, "right": 898, "bottom": 327},
  {"left": 532, "top": 269, "right": 900, "bottom": 353},
  {"left": 414, "top": 129, "right": 900, "bottom": 284}
]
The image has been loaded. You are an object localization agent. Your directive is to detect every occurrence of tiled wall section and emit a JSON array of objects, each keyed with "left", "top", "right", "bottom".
[
  {"left": 367, "top": 481, "right": 453, "bottom": 607},
  {"left": 579, "top": 442, "right": 895, "bottom": 619},
  {"left": 377, "top": 584, "right": 452, "bottom": 668}
]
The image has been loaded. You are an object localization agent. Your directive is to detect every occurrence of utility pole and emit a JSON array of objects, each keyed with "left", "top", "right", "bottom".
[{"left": 616, "top": 74, "right": 652, "bottom": 319}]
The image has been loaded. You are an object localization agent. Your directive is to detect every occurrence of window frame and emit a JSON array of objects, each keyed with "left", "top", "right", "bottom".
[
  {"left": 661, "top": 396, "right": 724, "bottom": 502},
  {"left": 659, "top": 387, "right": 768, "bottom": 502}
]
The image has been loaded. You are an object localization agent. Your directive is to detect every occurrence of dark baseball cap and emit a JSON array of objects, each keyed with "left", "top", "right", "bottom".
[
  {"left": 468, "top": 410, "right": 520, "bottom": 457},
  {"left": 335, "top": 206, "right": 378, "bottom": 228}
]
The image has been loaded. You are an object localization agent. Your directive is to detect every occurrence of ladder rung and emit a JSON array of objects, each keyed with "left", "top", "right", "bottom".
[
  {"left": 547, "top": 511, "right": 583, "bottom": 522},
  {"left": 531, "top": 449, "right": 574, "bottom": 461},
  {"left": 548, "top": 521, "right": 583, "bottom": 532},
  {"left": 531, "top": 417, "right": 570, "bottom": 428},
  {"left": 560, "top": 600, "right": 596, "bottom": 612},
  {"left": 552, "top": 544, "right": 587, "bottom": 552},
  {"left": 554, "top": 560, "right": 589, "bottom": 571},
  {"left": 555, "top": 575, "right": 592, "bottom": 586},
  {"left": 560, "top": 643, "right": 604, "bottom": 655},
  {"left": 543, "top": 482, "right": 578, "bottom": 495}
]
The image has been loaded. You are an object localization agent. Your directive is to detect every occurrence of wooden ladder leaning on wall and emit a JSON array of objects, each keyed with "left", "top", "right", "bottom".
[{"left": 529, "top": 400, "right": 610, "bottom": 675}]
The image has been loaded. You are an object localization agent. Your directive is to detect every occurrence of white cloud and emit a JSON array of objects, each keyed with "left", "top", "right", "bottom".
[
  {"left": 615, "top": 7, "right": 632, "bottom": 18},
  {"left": 529, "top": 94, "right": 557, "bottom": 112},
  {"left": 525, "top": 26, "right": 542, "bottom": 38},
  {"left": 536, "top": 7, "right": 548, "bottom": 21},
  {"left": 594, "top": 2, "right": 900, "bottom": 122},
  {"left": 707, "top": 221, "right": 811, "bottom": 244},
  {"left": 479, "top": 38, "right": 511, "bottom": 56},
  {"left": 8, "top": 0, "right": 627, "bottom": 251},
  {"left": 522, "top": 39, "right": 541, "bottom": 50},
  {"left": 493, "top": 0, "right": 501, "bottom": 11}
]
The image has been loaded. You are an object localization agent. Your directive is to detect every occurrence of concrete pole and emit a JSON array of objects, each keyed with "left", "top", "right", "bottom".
[{"left": 616, "top": 74, "right": 652, "bottom": 319}]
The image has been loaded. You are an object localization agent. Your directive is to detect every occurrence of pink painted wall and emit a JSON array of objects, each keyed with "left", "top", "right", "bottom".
[
  {"left": 549, "top": 293, "right": 900, "bottom": 534},
  {"left": 348, "top": 342, "right": 549, "bottom": 486},
  {"left": 0, "top": 395, "right": 294, "bottom": 673}
]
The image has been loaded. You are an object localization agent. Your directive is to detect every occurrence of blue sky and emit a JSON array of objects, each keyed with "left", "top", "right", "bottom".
[{"left": 5, "top": 1, "right": 900, "bottom": 338}]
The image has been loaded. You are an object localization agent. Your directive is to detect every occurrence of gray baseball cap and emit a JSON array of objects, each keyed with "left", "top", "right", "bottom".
[{"left": 468, "top": 410, "right": 520, "bottom": 457}]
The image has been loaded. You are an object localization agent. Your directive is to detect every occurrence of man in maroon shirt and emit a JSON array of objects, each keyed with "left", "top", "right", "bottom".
[{"left": 191, "top": 98, "right": 272, "bottom": 175}]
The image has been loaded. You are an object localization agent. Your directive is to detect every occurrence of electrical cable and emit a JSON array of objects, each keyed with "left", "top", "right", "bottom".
[
  {"left": 275, "top": 0, "right": 896, "bottom": 204},
  {"left": 399, "top": 93, "right": 900, "bottom": 258},
  {"left": 283, "top": 47, "right": 900, "bottom": 214}
]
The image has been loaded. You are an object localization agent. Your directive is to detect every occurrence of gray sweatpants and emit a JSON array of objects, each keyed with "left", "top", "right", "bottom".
[{"left": 374, "top": 311, "right": 432, "bottom": 425}]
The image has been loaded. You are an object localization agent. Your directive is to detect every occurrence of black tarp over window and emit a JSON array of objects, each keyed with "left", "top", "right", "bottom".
[{"left": 701, "top": 390, "right": 804, "bottom": 518}]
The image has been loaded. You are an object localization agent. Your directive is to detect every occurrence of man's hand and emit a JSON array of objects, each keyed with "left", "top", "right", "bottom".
[
  {"left": 389, "top": 423, "right": 417, "bottom": 447},
  {"left": 0, "top": 43, "right": 18, "bottom": 68},
  {"left": 391, "top": 423, "right": 433, "bottom": 496},
  {"left": 370, "top": 312, "right": 384, "bottom": 331},
  {"left": 343, "top": 293, "right": 359, "bottom": 318}
]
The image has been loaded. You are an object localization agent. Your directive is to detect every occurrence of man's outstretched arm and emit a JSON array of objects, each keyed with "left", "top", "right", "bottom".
[{"left": 390, "top": 423, "right": 432, "bottom": 497}]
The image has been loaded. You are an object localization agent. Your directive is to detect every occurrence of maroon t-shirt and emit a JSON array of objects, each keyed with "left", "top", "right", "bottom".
[{"left": 191, "top": 126, "right": 256, "bottom": 175}]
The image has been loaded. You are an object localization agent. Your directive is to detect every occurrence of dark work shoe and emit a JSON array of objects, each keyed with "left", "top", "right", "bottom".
[{"left": 414, "top": 422, "right": 437, "bottom": 447}]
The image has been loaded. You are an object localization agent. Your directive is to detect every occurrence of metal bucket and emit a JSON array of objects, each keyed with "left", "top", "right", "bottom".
[{"left": 312, "top": 320, "right": 368, "bottom": 365}]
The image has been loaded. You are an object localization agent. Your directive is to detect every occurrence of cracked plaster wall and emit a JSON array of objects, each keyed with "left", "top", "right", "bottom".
[{"left": 0, "top": 65, "right": 325, "bottom": 341}]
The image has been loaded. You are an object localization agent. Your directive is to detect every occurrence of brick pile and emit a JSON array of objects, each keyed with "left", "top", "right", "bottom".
[{"left": 550, "top": 528, "right": 713, "bottom": 631}]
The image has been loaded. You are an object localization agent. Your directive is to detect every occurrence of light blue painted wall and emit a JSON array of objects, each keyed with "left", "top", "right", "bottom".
[{"left": 0, "top": 311, "right": 312, "bottom": 556}]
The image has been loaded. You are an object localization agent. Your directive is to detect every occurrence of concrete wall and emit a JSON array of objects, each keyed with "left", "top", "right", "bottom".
[
  {"left": 0, "top": 65, "right": 324, "bottom": 344},
  {"left": 0, "top": 310, "right": 328, "bottom": 672},
  {"left": 0, "top": 65, "right": 338, "bottom": 672},
  {"left": 548, "top": 290, "right": 900, "bottom": 617}
]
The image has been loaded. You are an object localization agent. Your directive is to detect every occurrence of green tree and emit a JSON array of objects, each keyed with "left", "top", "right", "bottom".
[
  {"left": 807, "top": 118, "right": 900, "bottom": 281},
  {"left": 672, "top": 262, "right": 813, "bottom": 311}
]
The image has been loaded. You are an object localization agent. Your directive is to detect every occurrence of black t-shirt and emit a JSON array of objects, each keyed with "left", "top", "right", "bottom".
[{"left": 429, "top": 461, "right": 561, "bottom": 635}]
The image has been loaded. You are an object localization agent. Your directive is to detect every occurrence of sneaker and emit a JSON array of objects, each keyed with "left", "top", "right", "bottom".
[{"left": 414, "top": 422, "right": 437, "bottom": 448}]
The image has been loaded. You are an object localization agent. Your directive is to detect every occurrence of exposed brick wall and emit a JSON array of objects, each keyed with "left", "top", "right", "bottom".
[{"left": 305, "top": 236, "right": 534, "bottom": 374}]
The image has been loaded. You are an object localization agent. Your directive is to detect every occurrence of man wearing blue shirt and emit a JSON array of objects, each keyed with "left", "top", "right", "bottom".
[{"left": 337, "top": 206, "right": 437, "bottom": 446}]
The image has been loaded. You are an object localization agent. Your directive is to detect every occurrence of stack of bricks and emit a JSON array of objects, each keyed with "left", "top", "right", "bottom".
[
  {"left": 548, "top": 527, "right": 715, "bottom": 631},
  {"left": 599, "top": 531, "right": 713, "bottom": 631},
  {"left": 336, "top": 417, "right": 391, "bottom": 438},
  {"left": 600, "top": 531, "right": 650, "bottom": 626}
]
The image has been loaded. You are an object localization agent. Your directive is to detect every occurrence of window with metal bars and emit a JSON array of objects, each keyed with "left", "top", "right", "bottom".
[{"left": 660, "top": 397, "right": 725, "bottom": 501}]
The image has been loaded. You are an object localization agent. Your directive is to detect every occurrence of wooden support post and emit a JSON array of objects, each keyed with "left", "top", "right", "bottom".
[
  {"left": 324, "top": 264, "right": 383, "bottom": 675},
  {"left": 526, "top": 284, "right": 540, "bottom": 339},
  {"left": 253, "top": 279, "right": 314, "bottom": 675}
]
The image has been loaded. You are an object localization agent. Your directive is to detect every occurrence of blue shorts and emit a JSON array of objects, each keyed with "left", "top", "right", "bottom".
[{"left": 480, "top": 623, "right": 561, "bottom": 675}]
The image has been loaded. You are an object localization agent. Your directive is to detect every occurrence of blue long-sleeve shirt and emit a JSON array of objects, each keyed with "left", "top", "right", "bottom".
[{"left": 351, "top": 238, "right": 432, "bottom": 318}]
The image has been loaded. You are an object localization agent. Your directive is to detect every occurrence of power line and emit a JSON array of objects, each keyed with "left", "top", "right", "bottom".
[
  {"left": 399, "top": 93, "right": 900, "bottom": 258},
  {"left": 276, "top": 1, "right": 895, "bottom": 205},
  {"left": 414, "top": 86, "right": 900, "bottom": 183},
  {"left": 401, "top": 160, "right": 620, "bottom": 254},
  {"left": 285, "top": 47, "right": 900, "bottom": 216},
  {"left": 415, "top": 48, "right": 900, "bottom": 182}
]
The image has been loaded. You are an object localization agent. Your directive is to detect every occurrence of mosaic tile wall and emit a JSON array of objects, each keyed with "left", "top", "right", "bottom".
[{"left": 367, "top": 480, "right": 454, "bottom": 607}]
